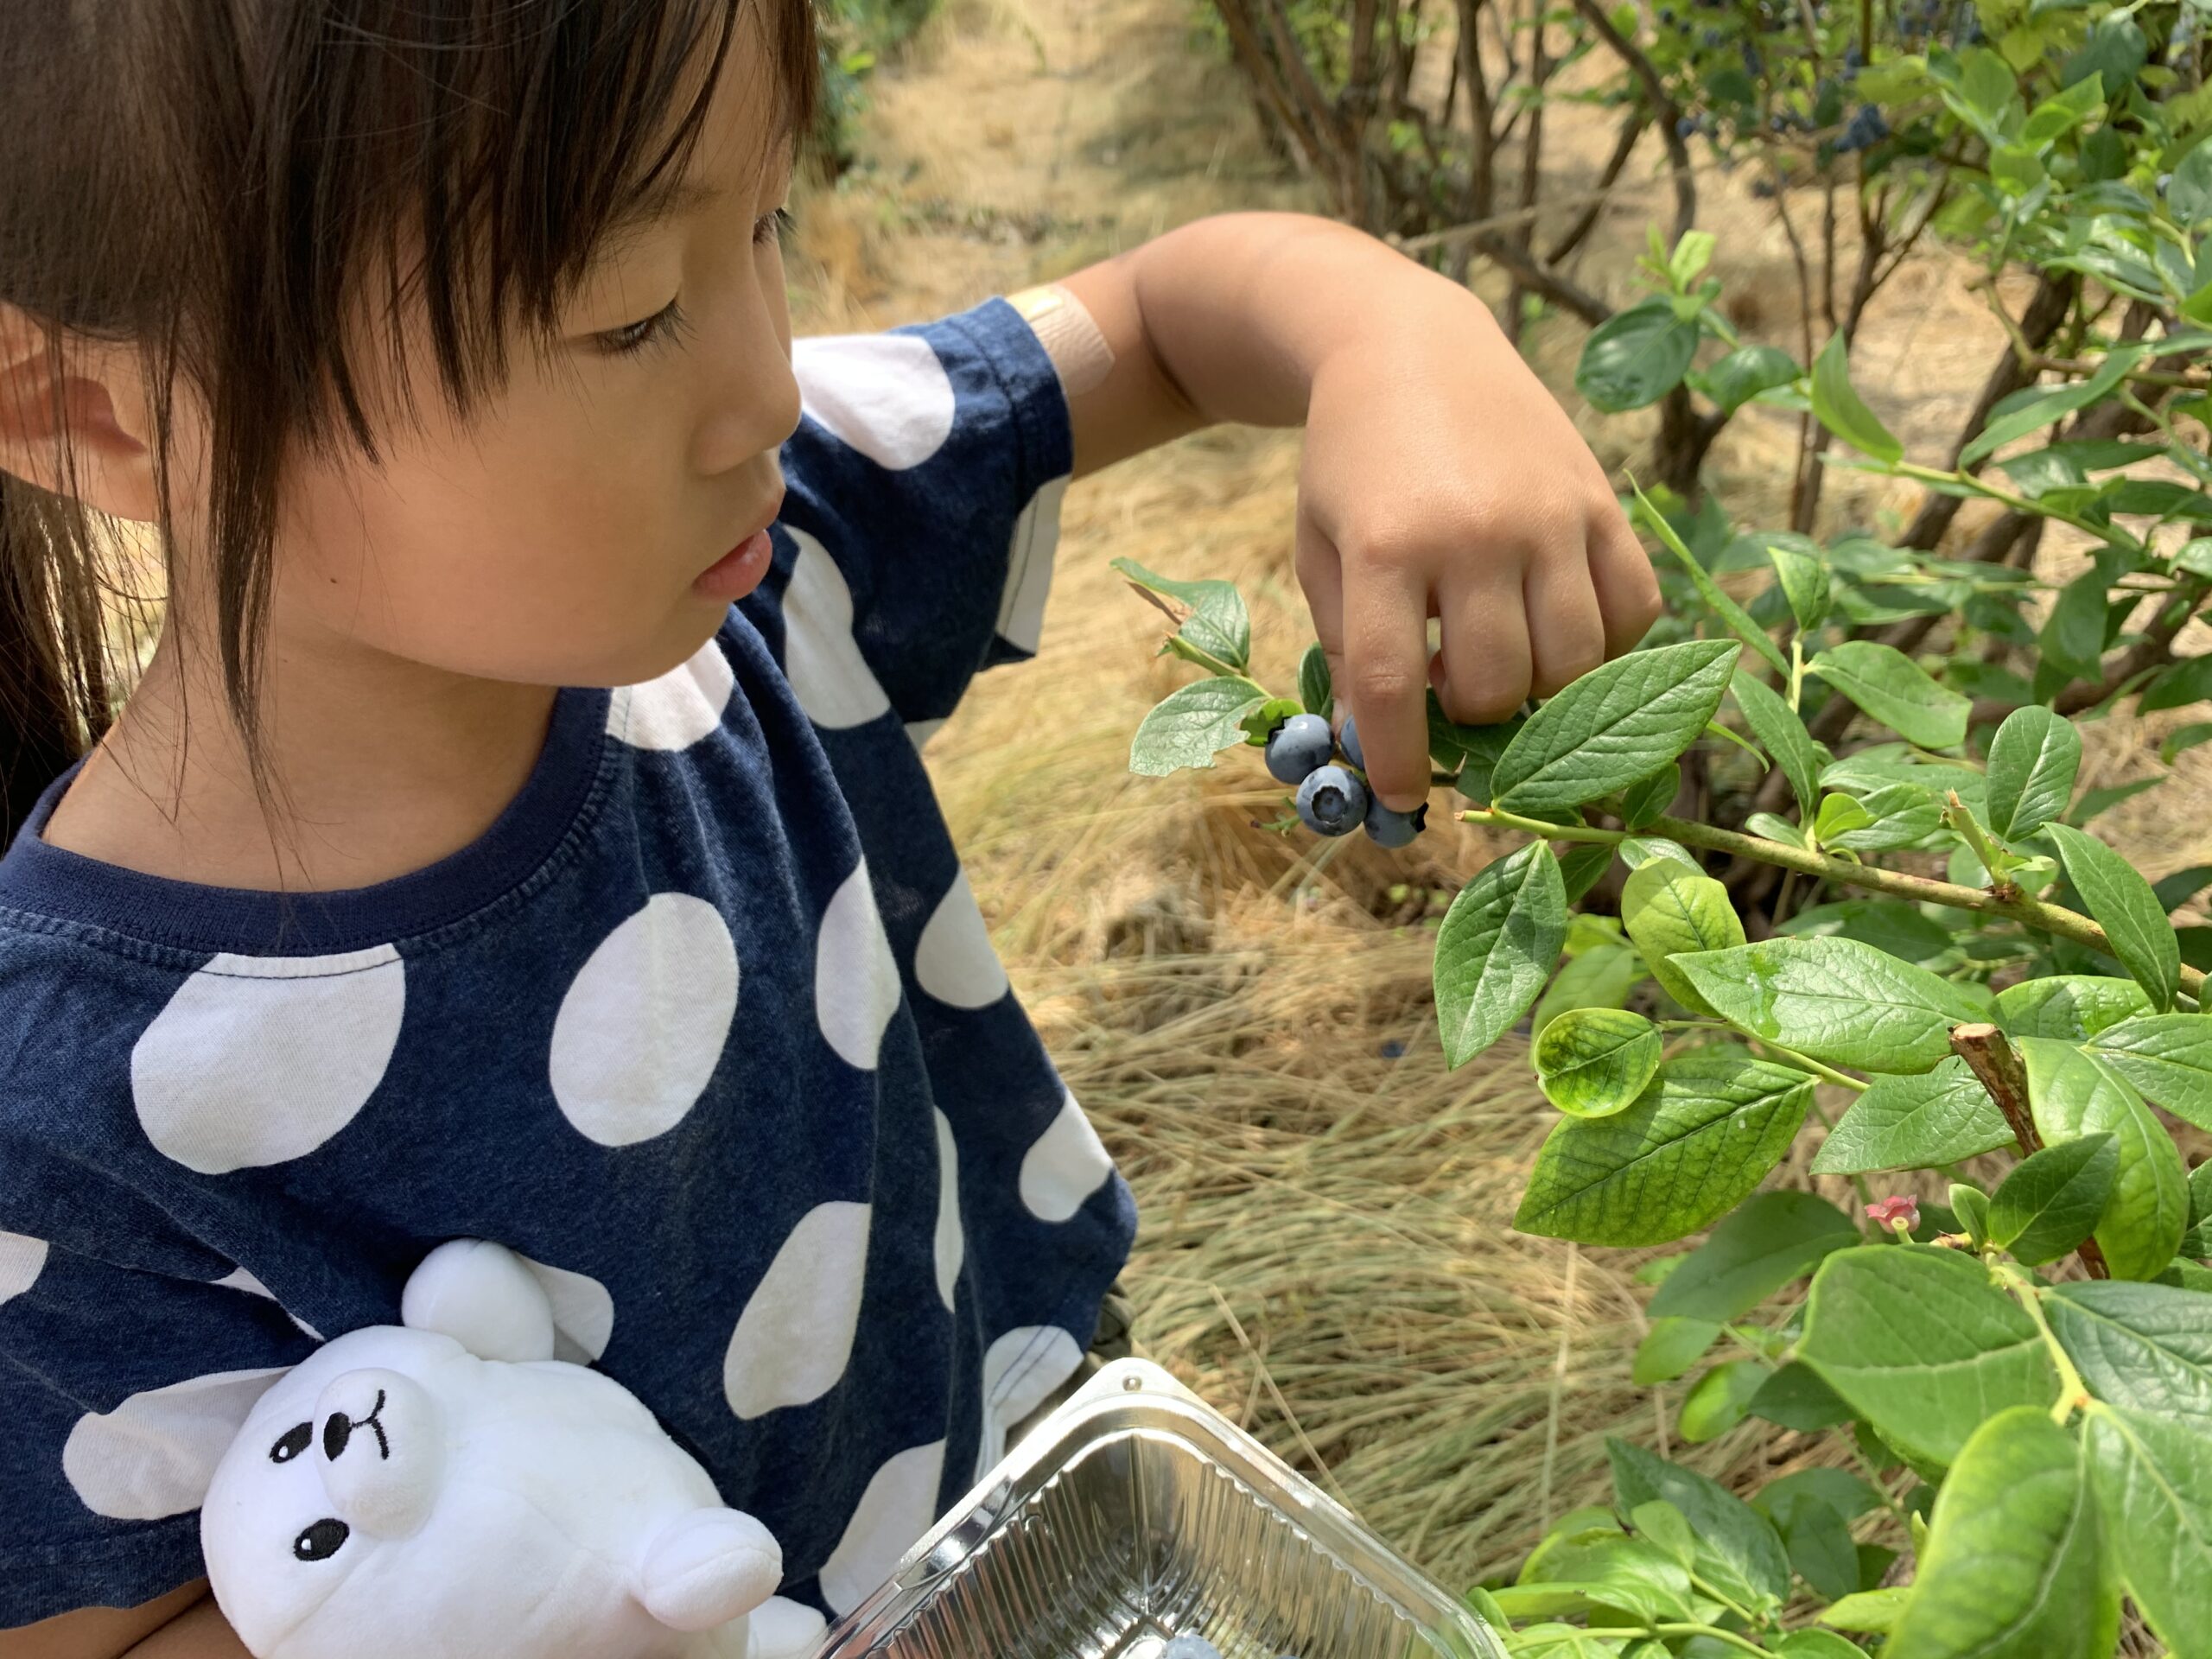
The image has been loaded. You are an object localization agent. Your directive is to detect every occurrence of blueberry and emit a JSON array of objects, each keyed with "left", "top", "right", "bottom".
[
  {"left": 1676, "top": 113, "right": 1698, "bottom": 138},
  {"left": 1337, "top": 713, "right": 1366, "bottom": 772},
  {"left": 1264, "top": 712, "right": 1335, "bottom": 785},
  {"left": 1296, "top": 765, "right": 1368, "bottom": 836},
  {"left": 1163, "top": 1640, "right": 1224, "bottom": 1659},
  {"left": 1364, "top": 797, "right": 1428, "bottom": 849}
]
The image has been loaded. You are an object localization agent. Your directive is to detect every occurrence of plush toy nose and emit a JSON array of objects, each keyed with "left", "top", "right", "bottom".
[{"left": 313, "top": 1367, "right": 442, "bottom": 1540}]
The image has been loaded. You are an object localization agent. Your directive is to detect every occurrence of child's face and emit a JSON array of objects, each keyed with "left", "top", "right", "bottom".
[{"left": 257, "top": 29, "right": 800, "bottom": 691}]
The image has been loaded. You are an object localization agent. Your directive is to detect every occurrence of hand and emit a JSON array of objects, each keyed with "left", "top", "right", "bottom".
[{"left": 1294, "top": 294, "right": 1661, "bottom": 810}]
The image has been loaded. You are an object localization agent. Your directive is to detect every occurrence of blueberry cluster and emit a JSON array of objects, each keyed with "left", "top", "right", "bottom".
[
  {"left": 1163, "top": 1637, "right": 1300, "bottom": 1659},
  {"left": 1834, "top": 104, "right": 1890, "bottom": 153},
  {"left": 1262, "top": 713, "right": 1427, "bottom": 848}
]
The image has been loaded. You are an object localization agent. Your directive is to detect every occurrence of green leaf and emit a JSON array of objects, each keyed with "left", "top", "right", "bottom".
[
  {"left": 1577, "top": 296, "right": 1700, "bottom": 411},
  {"left": 2020, "top": 1037, "right": 2191, "bottom": 1281},
  {"left": 1826, "top": 782, "right": 1946, "bottom": 853},
  {"left": 1745, "top": 811, "right": 1805, "bottom": 847},
  {"left": 1440, "top": 703, "right": 1527, "bottom": 801},
  {"left": 1702, "top": 344, "right": 1801, "bottom": 416},
  {"left": 1535, "top": 1008, "right": 1662, "bottom": 1118},
  {"left": 2085, "top": 1014, "right": 2212, "bottom": 1134},
  {"left": 2040, "top": 571, "right": 2108, "bottom": 683},
  {"left": 1748, "top": 1362, "right": 1855, "bottom": 1432},
  {"left": 1515, "top": 1055, "right": 1814, "bottom": 1246},
  {"left": 1298, "top": 642, "right": 1332, "bottom": 719},
  {"left": 1633, "top": 1315, "right": 1723, "bottom": 1384},
  {"left": 1630, "top": 1499, "right": 1696, "bottom": 1569},
  {"left": 1621, "top": 861, "right": 1745, "bottom": 1020},
  {"left": 2047, "top": 1280, "right": 2212, "bottom": 1432},
  {"left": 1952, "top": 1181, "right": 1993, "bottom": 1249},
  {"left": 1730, "top": 670, "right": 1825, "bottom": 819},
  {"left": 1959, "top": 343, "right": 2152, "bottom": 466},
  {"left": 1128, "top": 677, "right": 1269, "bottom": 776},
  {"left": 1632, "top": 490, "right": 1789, "bottom": 679},
  {"left": 1807, "top": 642, "right": 1971, "bottom": 751},
  {"left": 1766, "top": 538, "right": 1832, "bottom": 633},
  {"left": 1758, "top": 1484, "right": 1859, "bottom": 1600},
  {"left": 1815, "top": 792, "right": 1872, "bottom": 844},
  {"left": 1533, "top": 943, "right": 1646, "bottom": 1036},
  {"left": 1772, "top": 1632, "right": 1866, "bottom": 1658},
  {"left": 1811, "top": 1058, "right": 2013, "bottom": 1174},
  {"left": 1985, "top": 707, "right": 2082, "bottom": 842},
  {"left": 1434, "top": 845, "right": 1569, "bottom": 1067},
  {"left": 1110, "top": 556, "right": 1250, "bottom": 670},
  {"left": 1779, "top": 899, "right": 1957, "bottom": 967},
  {"left": 1607, "top": 1439, "right": 1792, "bottom": 1612},
  {"left": 1679, "top": 1357, "right": 1770, "bottom": 1443},
  {"left": 1619, "top": 762, "right": 1678, "bottom": 830},
  {"left": 1239, "top": 696, "right": 1304, "bottom": 747},
  {"left": 1558, "top": 841, "right": 1615, "bottom": 907},
  {"left": 1820, "top": 1587, "right": 1910, "bottom": 1633},
  {"left": 1994, "top": 976, "right": 2150, "bottom": 1042},
  {"left": 1885, "top": 1405, "right": 2117, "bottom": 1659},
  {"left": 1675, "top": 936, "right": 1990, "bottom": 1074},
  {"left": 1491, "top": 640, "right": 1739, "bottom": 814},
  {"left": 1798, "top": 1246, "right": 2060, "bottom": 1467},
  {"left": 1619, "top": 836, "right": 1700, "bottom": 873},
  {"left": 1518, "top": 1528, "right": 1697, "bottom": 1628},
  {"left": 2065, "top": 775, "right": 2163, "bottom": 828},
  {"left": 1648, "top": 1191, "right": 1859, "bottom": 1322},
  {"left": 1987, "top": 1133, "right": 2120, "bottom": 1264},
  {"left": 1809, "top": 331, "right": 1904, "bottom": 464},
  {"left": 2141, "top": 655, "right": 2212, "bottom": 715},
  {"left": 2082, "top": 1404, "right": 2212, "bottom": 1659},
  {"left": 2044, "top": 823, "right": 2180, "bottom": 1012}
]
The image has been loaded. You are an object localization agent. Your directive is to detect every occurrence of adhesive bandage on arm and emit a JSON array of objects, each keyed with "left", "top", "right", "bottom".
[{"left": 1005, "top": 283, "right": 1115, "bottom": 397}]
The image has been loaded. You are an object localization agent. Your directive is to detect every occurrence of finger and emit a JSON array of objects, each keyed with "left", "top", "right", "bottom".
[
  {"left": 1436, "top": 569, "right": 1533, "bottom": 727},
  {"left": 1525, "top": 548, "right": 1607, "bottom": 698},
  {"left": 1294, "top": 512, "right": 1349, "bottom": 709},
  {"left": 1340, "top": 554, "right": 1435, "bottom": 810},
  {"left": 1587, "top": 499, "right": 1663, "bottom": 658}
]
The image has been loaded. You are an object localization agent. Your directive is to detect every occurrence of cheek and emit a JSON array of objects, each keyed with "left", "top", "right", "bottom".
[{"left": 278, "top": 393, "right": 707, "bottom": 683}]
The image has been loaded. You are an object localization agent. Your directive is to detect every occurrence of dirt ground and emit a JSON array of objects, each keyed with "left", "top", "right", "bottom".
[{"left": 780, "top": 0, "right": 2211, "bottom": 1594}]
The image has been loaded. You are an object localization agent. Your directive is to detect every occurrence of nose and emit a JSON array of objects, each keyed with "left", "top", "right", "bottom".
[
  {"left": 690, "top": 313, "right": 802, "bottom": 479},
  {"left": 313, "top": 1368, "right": 442, "bottom": 1539}
]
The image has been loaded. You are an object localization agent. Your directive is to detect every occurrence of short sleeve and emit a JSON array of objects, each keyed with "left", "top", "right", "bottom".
[
  {"left": 763, "top": 296, "right": 1075, "bottom": 728},
  {"left": 0, "top": 1234, "right": 311, "bottom": 1625}
]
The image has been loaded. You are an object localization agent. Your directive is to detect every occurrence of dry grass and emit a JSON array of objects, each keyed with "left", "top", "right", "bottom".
[{"left": 787, "top": 0, "right": 2208, "bottom": 1605}]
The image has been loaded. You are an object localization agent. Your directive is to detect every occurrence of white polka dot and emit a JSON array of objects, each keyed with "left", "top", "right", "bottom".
[
  {"left": 816, "top": 860, "right": 902, "bottom": 1071},
  {"left": 723, "top": 1201, "right": 871, "bottom": 1421},
  {"left": 782, "top": 527, "right": 893, "bottom": 731},
  {"left": 212, "top": 1266, "right": 323, "bottom": 1342},
  {"left": 932, "top": 1111, "right": 963, "bottom": 1313},
  {"left": 819, "top": 1439, "right": 947, "bottom": 1615},
  {"left": 906, "top": 718, "right": 946, "bottom": 753},
  {"left": 0, "top": 1231, "right": 48, "bottom": 1307},
  {"left": 64, "top": 1366, "right": 290, "bottom": 1520},
  {"left": 791, "top": 333, "right": 956, "bottom": 471},
  {"left": 132, "top": 946, "right": 406, "bottom": 1175},
  {"left": 517, "top": 1253, "right": 615, "bottom": 1363},
  {"left": 550, "top": 894, "right": 738, "bottom": 1147},
  {"left": 614, "top": 639, "right": 736, "bottom": 751},
  {"left": 914, "top": 868, "right": 1009, "bottom": 1011},
  {"left": 996, "top": 474, "right": 1068, "bottom": 657},
  {"left": 1018, "top": 1090, "right": 1116, "bottom": 1224},
  {"left": 976, "top": 1325, "right": 1084, "bottom": 1479}
]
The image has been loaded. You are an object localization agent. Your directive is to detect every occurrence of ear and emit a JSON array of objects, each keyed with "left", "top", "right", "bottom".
[
  {"left": 632, "top": 1507, "right": 783, "bottom": 1633},
  {"left": 399, "top": 1240, "right": 556, "bottom": 1362},
  {"left": 0, "top": 302, "right": 164, "bottom": 523},
  {"left": 60, "top": 1365, "right": 293, "bottom": 1522}
]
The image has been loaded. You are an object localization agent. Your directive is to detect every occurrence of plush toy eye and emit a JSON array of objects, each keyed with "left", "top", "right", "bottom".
[
  {"left": 292, "top": 1519, "right": 349, "bottom": 1562},
  {"left": 269, "top": 1422, "right": 313, "bottom": 1464}
]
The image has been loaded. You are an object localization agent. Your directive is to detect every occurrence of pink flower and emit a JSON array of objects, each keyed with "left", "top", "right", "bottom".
[{"left": 1866, "top": 1195, "right": 1919, "bottom": 1234}]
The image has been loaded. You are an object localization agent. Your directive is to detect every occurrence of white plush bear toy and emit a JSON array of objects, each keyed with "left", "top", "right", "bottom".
[{"left": 200, "top": 1240, "right": 829, "bottom": 1659}]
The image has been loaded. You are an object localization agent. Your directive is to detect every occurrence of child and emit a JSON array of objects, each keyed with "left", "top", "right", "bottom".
[{"left": 0, "top": 1, "right": 1659, "bottom": 1653}]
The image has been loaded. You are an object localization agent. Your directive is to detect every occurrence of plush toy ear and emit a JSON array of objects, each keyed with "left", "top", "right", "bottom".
[
  {"left": 399, "top": 1239, "right": 556, "bottom": 1362},
  {"left": 62, "top": 1364, "right": 293, "bottom": 1522},
  {"left": 633, "top": 1507, "right": 784, "bottom": 1633}
]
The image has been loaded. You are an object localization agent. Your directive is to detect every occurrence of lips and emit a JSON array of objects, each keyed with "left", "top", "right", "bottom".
[{"left": 692, "top": 491, "right": 785, "bottom": 602}]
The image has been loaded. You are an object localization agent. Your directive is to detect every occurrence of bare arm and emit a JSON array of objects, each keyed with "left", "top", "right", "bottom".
[{"left": 2, "top": 1582, "right": 249, "bottom": 1659}]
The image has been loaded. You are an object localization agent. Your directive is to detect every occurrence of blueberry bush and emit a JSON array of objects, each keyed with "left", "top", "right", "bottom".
[{"left": 1147, "top": 3, "right": 2212, "bottom": 1649}]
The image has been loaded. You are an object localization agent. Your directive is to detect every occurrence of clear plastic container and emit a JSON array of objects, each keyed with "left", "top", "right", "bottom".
[{"left": 818, "top": 1357, "right": 1510, "bottom": 1659}]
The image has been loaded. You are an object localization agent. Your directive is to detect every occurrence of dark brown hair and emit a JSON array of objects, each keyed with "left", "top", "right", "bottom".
[{"left": 0, "top": 0, "right": 821, "bottom": 842}]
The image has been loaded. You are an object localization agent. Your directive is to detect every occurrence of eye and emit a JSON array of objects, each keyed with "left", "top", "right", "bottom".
[
  {"left": 293, "top": 1518, "right": 350, "bottom": 1561},
  {"left": 755, "top": 206, "right": 793, "bottom": 248},
  {"left": 270, "top": 1422, "right": 312, "bottom": 1464},
  {"left": 597, "top": 297, "right": 690, "bottom": 358}
]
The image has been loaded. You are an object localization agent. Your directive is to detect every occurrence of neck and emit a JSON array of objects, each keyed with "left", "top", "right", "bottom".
[{"left": 41, "top": 613, "right": 559, "bottom": 894}]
